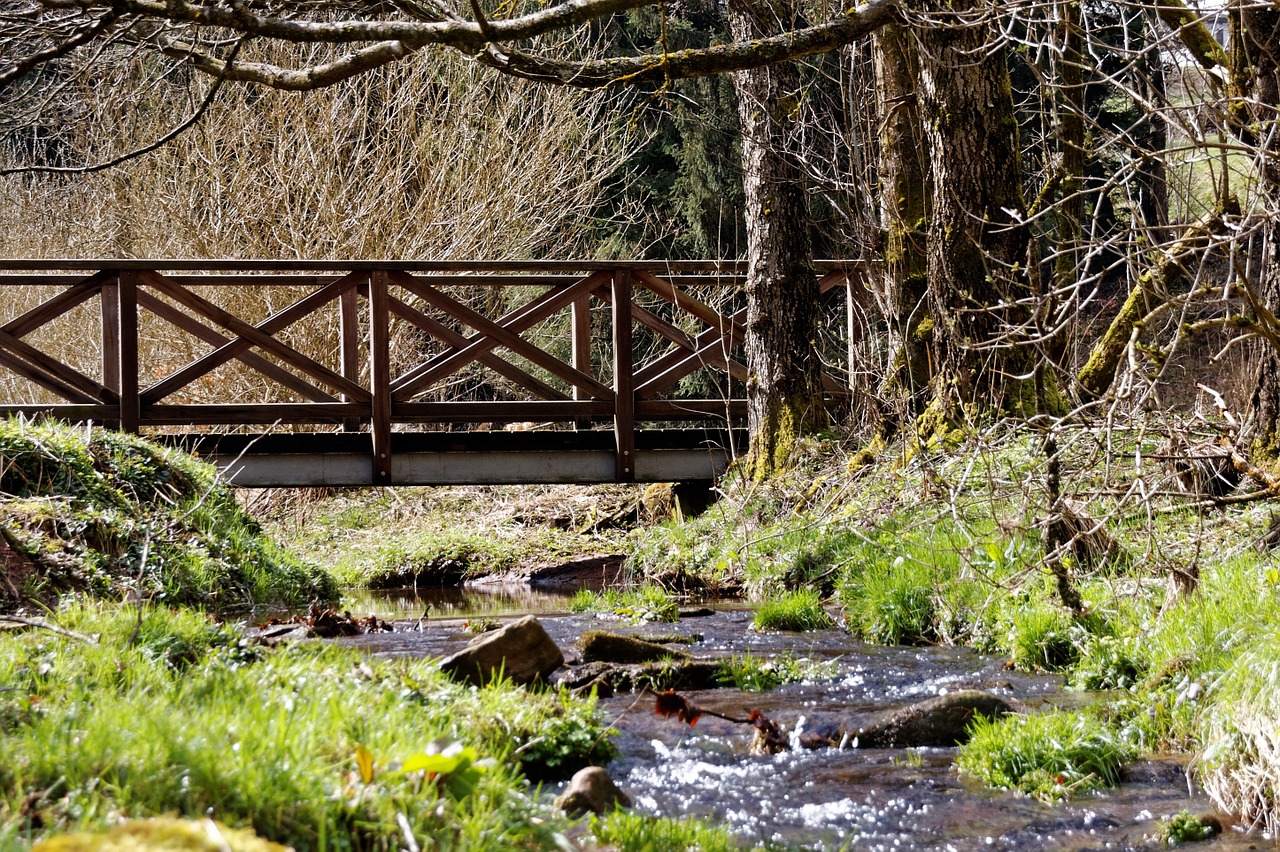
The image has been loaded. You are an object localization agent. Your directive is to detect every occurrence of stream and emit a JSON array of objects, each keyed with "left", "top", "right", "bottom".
[{"left": 334, "top": 590, "right": 1266, "bottom": 851}]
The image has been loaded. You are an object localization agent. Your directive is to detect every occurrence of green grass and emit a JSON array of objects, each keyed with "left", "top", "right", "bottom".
[
  {"left": 266, "top": 484, "right": 633, "bottom": 589},
  {"left": 752, "top": 589, "right": 834, "bottom": 632},
  {"left": 0, "top": 605, "right": 617, "bottom": 849},
  {"left": 589, "top": 811, "right": 744, "bottom": 852},
  {"left": 0, "top": 419, "right": 335, "bottom": 610},
  {"left": 716, "top": 651, "right": 841, "bottom": 691},
  {"left": 569, "top": 585, "right": 680, "bottom": 623},
  {"left": 957, "top": 710, "right": 1135, "bottom": 801}
]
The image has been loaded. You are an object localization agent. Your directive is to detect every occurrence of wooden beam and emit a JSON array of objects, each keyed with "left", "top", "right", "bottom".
[
  {"left": 394, "top": 400, "right": 612, "bottom": 422},
  {"left": 338, "top": 285, "right": 362, "bottom": 432},
  {"left": 632, "top": 270, "right": 748, "bottom": 340},
  {"left": 632, "top": 306, "right": 748, "bottom": 389},
  {"left": 0, "top": 327, "right": 113, "bottom": 403},
  {"left": 386, "top": 294, "right": 567, "bottom": 400},
  {"left": 142, "top": 403, "right": 366, "bottom": 425},
  {"left": 2, "top": 271, "right": 109, "bottom": 337},
  {"left": 369, "top": 271, "right": 392, "bottom": 485},
  {"left": 389, "top": 271, "right": 613, "bottom": 401},
  {"left": 117, "top": 271, "right": 139, "bottom": 433},
  {"left": 613, "top": 270, "right": 635, "bottom": 483},
  {"left": 139, "top": 270, "right": 369, "bottom": 404},
  {"left": 137, "top": 291, "right": 339, "bottom": 403},
  {"left": 0, "top": 348, "right": 101, "bottom": 404}
]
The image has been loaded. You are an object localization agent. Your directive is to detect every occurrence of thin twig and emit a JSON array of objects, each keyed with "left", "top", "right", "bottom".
[{"left": 0, "top": 616, "right": 98, "bottom": 645}]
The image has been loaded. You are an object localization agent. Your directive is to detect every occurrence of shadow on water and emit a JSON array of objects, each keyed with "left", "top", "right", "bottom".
[{"left": 337, "top": 602, "right": 1262, "bottom": 851}]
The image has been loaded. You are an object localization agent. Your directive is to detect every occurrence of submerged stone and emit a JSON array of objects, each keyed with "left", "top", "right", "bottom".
[
  {"left": 439, "top": 614, "right": 564, "bottom": 686},
  {"left": 554, "top": 659, "right": 722, "bottom": 692},
  {"left": 580, "top": 630, "right": 690, "bottom": 664},
  {"left": 854, "top": 689, "right": 1014, "bottom": 747},
  {"left": 555, "top": 766, "right": 632, "bottom": 816}
]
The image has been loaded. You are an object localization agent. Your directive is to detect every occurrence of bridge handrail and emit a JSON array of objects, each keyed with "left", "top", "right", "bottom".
[{"left": 0, "top": 258, "right": 863, "bottom": 274}]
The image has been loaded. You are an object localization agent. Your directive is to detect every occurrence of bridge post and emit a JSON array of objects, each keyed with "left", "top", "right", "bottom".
[
  {"left": 338, "top": 284, "right": 361, "bottom": 433},
  {"left": 612, "top": 269, "right": 635, "bottom": 482},
  {"left": 116, "top": 270, "right": 140, "bottom": 434},
  {"left": 572, "top": 291, "right": 592, "bottom": 429},
  {"left": 369, "top": 271, "right": 392, "bottom": 485}
]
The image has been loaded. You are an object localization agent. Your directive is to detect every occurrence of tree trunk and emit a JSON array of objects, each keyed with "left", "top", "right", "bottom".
[
  {"left": 874, "top": 21, "right": 932, "bottom": 420},
  {"left": 913, "top": 0, "right": 1036, "bottom": 429},
  {"left": 1243, "top": 0, "right": 1280, "bottom": 454},
  {"left": 728, "top": 0, "right": 827, "bottom": 478}
]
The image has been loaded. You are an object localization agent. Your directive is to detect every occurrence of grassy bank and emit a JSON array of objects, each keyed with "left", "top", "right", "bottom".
[
  {"left": 0, "top": 419, "right": 335, "bottom": 611},
  {"left": 624, "top": 426, "right": 1280, "bottom": 823},
  {"left": 0, "top": 605, "right": 617, "bottom": 849},
  {"left": 262, "top": 485, "right": 640, "bottom": 588}
]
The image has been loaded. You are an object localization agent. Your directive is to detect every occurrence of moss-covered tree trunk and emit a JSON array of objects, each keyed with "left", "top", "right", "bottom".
[
  {"left": 912, "top": 0, "right": 1036, "bottom": 428},
  {"left": 727, "top": 0, "right": 827, "bottom": 478},
  {"left": 1242, "top": 0, "right": 1280, "bottom": 454},
  {"left": 875, "top": 21, "right": 932, "bottom": 419}
]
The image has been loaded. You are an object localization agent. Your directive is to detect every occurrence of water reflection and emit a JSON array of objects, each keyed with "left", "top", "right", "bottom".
[{"left": 340, "top": 585, "right": 578, "bottom": 620}]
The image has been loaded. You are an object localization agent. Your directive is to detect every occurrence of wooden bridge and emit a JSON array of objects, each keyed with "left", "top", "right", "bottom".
[{"left": 0, "top": 260, "right": 855, "bottom": 486}]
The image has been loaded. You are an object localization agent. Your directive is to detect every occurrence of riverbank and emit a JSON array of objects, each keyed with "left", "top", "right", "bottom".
[{"left": 4, "top": 417, "right": 1280, "bottom": 846}]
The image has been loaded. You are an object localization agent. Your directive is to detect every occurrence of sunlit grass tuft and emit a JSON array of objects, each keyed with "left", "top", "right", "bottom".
[
  {"left": 958, "top": 710, "right": 1134, "bottom": 801},
  {"left": 752, "top": 589, "right": 834, "bottom": 632}
]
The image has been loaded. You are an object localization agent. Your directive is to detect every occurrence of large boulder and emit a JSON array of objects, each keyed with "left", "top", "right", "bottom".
[
  {"left": 854, "top": 689, "right": 1014, "bottom": 747},
  {"left": 579, "top": 630, "right": 690, "bottom": 664},
  {"left": 439, "top": 615, "right": 564, "bottom": 686},
  {"left": 555, "top": 766, "right": 632, "bottom": 816}
]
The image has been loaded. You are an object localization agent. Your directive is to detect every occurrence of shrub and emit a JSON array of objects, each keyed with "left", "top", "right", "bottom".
[
  {"left": 589, "top": 812, "right": 740, "bottom": 852},
  {"left": 1198, "top": 632, "right": 1280, "bottom": 834},
  {"left": 843, "top": 558, "right": 937, "bottom": 645},
  {"left": 716, "top": 652, "right": 841, "bottom": 691},
  {"left": 569, "top": 586, "right": 679, "bottom": 623}
]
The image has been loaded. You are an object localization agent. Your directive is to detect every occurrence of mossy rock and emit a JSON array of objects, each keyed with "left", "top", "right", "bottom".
[
  {"left": 855, "top": 690, "right": 1015, "bottom": 747},
  {"left": 34, "top": 818, "right": 288, "bottom": 851},
  {"left": 579, "top": 630, "right": 690, "bottom": 664}
]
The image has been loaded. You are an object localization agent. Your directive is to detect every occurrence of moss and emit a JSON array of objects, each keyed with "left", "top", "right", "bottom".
[
  {"left": 1077, "top": 280, "right": 1148, "bottom": 398},
  {"left": 0, "top": 418, "right": 336, "bottom": 611}
]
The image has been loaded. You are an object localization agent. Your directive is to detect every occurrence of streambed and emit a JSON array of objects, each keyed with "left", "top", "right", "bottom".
[{"left": 337, "top": 594, "right": 1259, "bottom": 851}]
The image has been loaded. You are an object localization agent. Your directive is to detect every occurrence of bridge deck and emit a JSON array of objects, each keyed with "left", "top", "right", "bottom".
[{"left": 168, "top": 428, "right": 745, "bottom": 486}]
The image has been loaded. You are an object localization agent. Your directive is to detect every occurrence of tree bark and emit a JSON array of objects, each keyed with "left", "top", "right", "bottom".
[
  {"left": 875, "top": 21, "right": 932, "bottom": 419},
  {"left": 1242, "top": 0, "right": 1280, "bottom": 454},
  {"left": 727, "top": 0, "right": 828, "bottom": 478},
  {"left": 912, "top": 0, "right": 1036, "bottom": 428}
]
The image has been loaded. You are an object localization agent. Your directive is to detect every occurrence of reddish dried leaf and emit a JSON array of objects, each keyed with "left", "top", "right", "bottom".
[{"left": 654, "top": 689, "right": 702, "bottom": 726}]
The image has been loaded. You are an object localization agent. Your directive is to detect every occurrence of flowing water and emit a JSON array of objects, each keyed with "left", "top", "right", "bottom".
[{"left": 336, "top": 593, "right": 1266, "bottom": 851}]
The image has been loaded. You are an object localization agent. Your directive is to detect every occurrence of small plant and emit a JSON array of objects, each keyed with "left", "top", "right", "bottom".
[
  {"left": 753, "top": 589, "right": 834, "bottom": 632},
  {"left": 1160, "top": 810, "right": 1218, "bottom": 844},
  {"left": 843, "top": 557, "right": 938, "bottom": 645},
  {"left": 1003, "top": 602, "right": 1081, "bottom": 672},
  {"left": 589, "top": 811, "right": 740, "bottom": 852},
  {"left": 957, "top": 710, "right": 1135, "bottom": 801},
  {"left": 716, "top": 652, "right": 841, "bottom": 691},
  {"left": 464, "top": 618, "right": 500, "bottom": 634},
  {"left": 568, "top": 586, "right": 679, "bottom": 623}
]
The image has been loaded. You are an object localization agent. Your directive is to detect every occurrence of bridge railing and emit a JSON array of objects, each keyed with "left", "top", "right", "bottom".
[{"left": 0, "top": 260, "right": 855, "bottom": 484}]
